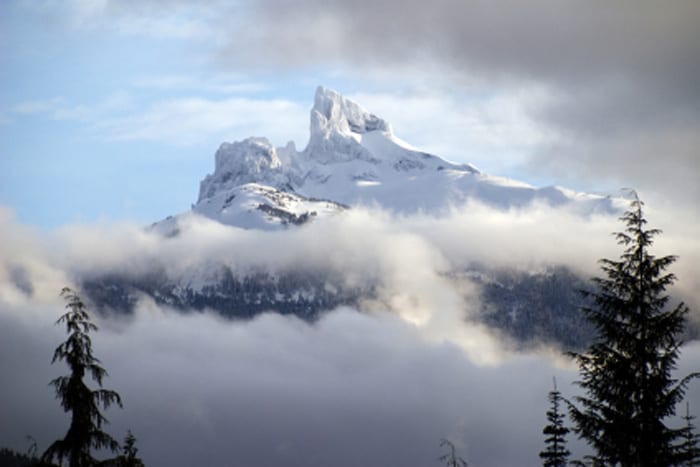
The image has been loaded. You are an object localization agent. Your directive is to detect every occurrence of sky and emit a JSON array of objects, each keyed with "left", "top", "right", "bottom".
[
  {"left": 1, "top": 0, "right": 699, "bottom": 229},
  {"left": 1, "top": 1, "right": 700, "bottom": 466}
]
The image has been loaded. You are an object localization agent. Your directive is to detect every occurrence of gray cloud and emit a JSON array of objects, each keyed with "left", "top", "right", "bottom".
[
  {"left": 0, "top": 300, "right": 573, "bottom": 467},
  {"left": 223, "top": 0, "right": 700, "bottom": 207},
  {"left": 37, "top": 0, "right": 700, "bottom": 208},
  {"left": 2, "top": 293, "right": 699, "bottom": 466},
  {"left": 2, "top": 199, "right": 700, "bottom": 466},
  {"left": 524, "top": 119, "right": 700, "bottom": 210},
  {"left": 6, "top": 195, "right": 700, "bottom": 331},
  {"left": 5, "top": 4, "right": 699, "bottom": 463},
  {"left": 65, "top": 0, "right": 700, "bottom": 95},
  {"left": 235, "top": 0, "right": 699, "bottom": 87}
]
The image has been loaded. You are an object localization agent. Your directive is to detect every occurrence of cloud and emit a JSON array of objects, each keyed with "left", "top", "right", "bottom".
[
  {"left": 0, "top": 208, "right": 68, "bottom": 303},
  {"left": 1, "top": 199, "right": 700, "bottom": 466},
  {"left": 10, "top": 91, "right": 308, "bottom": 148},
  {"left": 9, "top": 194, "right": 700, "bottom": 346},
  {"left": 96, "top": 97, "right": 309, "bottom": 147},
  {"left": 47, "top": 208, "right": 509, "bottom": 364},
  {"left": 2, "top": 292, "right": 699, "bottom": 466},
  {"left": 12, "top": 97, "right": 92, "bottom": 121},
  {"left": 231, "top": 0, "right": 700, "bottom": 89},
  {"left": 15, "top": 0, "right": 700, "bottom": 209},
  {"left": 0, "top": 299, "right": 566, "bottom": 467},
  {"left": 11, "top": 92, "right": 134, "bottom": 123},
  {"left": 5, "top": 5, "right": 698, "bottom": 462},
  {"left": 346, "top": 87, "right": 554, "bottom": 174},
  {"left": 525, "top": 111, "right": 700, "bottom": 210},
  {"left": 130, "top": 74, "right": 268, "bottom": 95},
  {"left": 40, "top": 0, "right": 226, "bottom": 41},
  {"left": 217, "top": 0, "right": 700, "bottom": 207}
]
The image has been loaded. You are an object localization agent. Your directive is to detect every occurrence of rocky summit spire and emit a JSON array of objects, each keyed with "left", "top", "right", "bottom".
[
  {"left": 310, "top": 86, "right": 391, "bottom": 137},
  {"left": 181, "top": 85, "right": 615, "bottom": 228},
  {"left": 304, "top": 86, "right": 393, "bottom": 165},
  {"left": 198, "top": 137, "right": 288, "bottom": 202}
]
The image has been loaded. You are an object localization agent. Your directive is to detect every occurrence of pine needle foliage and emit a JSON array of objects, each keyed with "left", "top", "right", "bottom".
[
  {"left": 679, "top": 403, "right": 700, "bottom": 466},
  {"left": 42, "top": 287, "right": 122, "bottom": 467},
  {"left": 103, "top": 431, "right": 146, "bottom": 467},
  {"left": 439, "top": 439, "right": 468, "bottom": 467},
  {"left": 540, "top": 378, "right": 570, "bottom": 467},
  {"left": 569, "top": 193, "right": 699, "bottom": 466}
]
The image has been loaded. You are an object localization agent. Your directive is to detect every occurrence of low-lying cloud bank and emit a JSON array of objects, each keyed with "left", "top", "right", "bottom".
[
  {"left": 2, "top": 300, "right": 699, "bottom": 467},
  {"left": 0, "top": 300, "right": 570, "bottom": 466},
  {"left": 1, "top": 199, "right": 699, "bottom": 466},
  {"left": 9, "top": 197, "right": 699, "bottom": 324}
]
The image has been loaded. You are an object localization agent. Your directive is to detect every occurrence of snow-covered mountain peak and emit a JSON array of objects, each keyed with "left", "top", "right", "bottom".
[
  {"left": 302, "top": 86, "right": 396, "bottom": 165},
  {"left": 198, "top": 137, "right": 289, "bottom": 203},
  {"left": 161, "top": 85, "right": 617, "bottom": 232},
  {"left": 311, "top": 86, "right": 392, "bottom": 137}
]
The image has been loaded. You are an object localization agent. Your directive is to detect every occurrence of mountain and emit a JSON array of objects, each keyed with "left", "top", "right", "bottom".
[
  {"left": 154, "top": 86, "right": 615, "bottom": 233},
  {"left": 85, "top": 86, "right": 627, "bottom": 350}
]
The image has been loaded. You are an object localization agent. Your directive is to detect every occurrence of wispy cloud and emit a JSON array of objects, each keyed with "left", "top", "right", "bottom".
[
  {"left": 55, "top": 0, "right": 227, "bottom": 41},
  {"left": 347, "top": 86, "right": 556, "bottom": 173},
  {"left": 96, "top": 96, "right": 308, "bottom": 146},
  {"left": 129, "top": 74, "right": 268, "bottom": 95},
  {"left": 11, "top": 91, "right": 134, "bottom": 122},
  {"left": 9, "top": 89, "right": 308, "bottom": 148},
  {"left": 12, "top": 96, "right": 89, "bottom": 120}
]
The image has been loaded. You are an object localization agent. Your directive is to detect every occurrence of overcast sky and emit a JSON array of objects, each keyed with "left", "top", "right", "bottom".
[
  {"left": 1, "top": 2, "right": 700, "bottom": 466},
  {"left": 1, "top": 0, "right": 699, "bottom": 228}
]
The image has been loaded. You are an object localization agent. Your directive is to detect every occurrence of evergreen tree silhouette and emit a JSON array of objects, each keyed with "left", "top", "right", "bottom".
[
  {"left": 679, "top": 402, "right": 700, "bottom": 466},
  {"left": 540, "top": 377, "right": 570, "bottom": 466},
  {"left": 41, "top": 288, "right": 122, "bottom": 467},
  {"left": 109, "top": 431, "right": 145, "bottom": 467},
  {"left": 439, "top": 439, "right": 468, "bottom": 467},
  {"left": 569, "top": 193, "right": 698, "bottom": 466}
]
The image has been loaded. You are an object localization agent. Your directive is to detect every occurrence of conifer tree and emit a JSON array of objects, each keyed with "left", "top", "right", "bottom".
[
  {"left": 439, "top": 439, "right": 468, "bottom": 467},
  {"left": 569, "top": 193, "right": 698, "bottom": 466},
  {"left": 540, "top": 378, "right": 570, "bottom": 467},
  {"left": 112, "top": 431, "right": 146, "bottom": 467},
  {"left": 42, "top": 287, "right": 122, "bottom": 467},
  {"left": 679, "top": 403, "right": 700, "bottom": 466}
]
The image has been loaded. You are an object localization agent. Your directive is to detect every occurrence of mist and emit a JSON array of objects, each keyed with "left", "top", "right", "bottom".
[{"left": 1, "top": 198, "right": 699, "bottom": 466}]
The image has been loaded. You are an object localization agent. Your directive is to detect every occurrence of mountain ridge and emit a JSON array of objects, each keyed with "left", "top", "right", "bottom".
[
  {"left": 86, "top": 86, "right": 638, "bottom": 350},
  {"left": 161, "top": 86, "right": 617, "bottom": 231}
]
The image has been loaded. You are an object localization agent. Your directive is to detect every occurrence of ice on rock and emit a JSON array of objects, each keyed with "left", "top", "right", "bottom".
[
  {"left": 311, "top": 86, "right": 391, "bottom": 136},
  {"left": 303, "top": 86, "right": 391, "bottom": 165},
  {"left": 158, "top": 85, "right": 617, "bottom": 232},
  {"left": 215, "top": 137, "right": 281, "bottom": 174},
  {"left": 198, "top": 137, "right": 290, "bottom": 202},
  {"left": 276, "top": 141, "right": 297, "bottom": 166}
]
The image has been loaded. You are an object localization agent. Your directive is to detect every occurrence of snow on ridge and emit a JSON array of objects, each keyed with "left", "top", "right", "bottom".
[
  {"left": 311, "top": 85, "right": 392, "bottom": 137},
  {"left": 198, "top": 137, "right": 291, "bottom": 203},
  {"left": 161, "top": 85, "right": 617, "bottom": 232}
]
